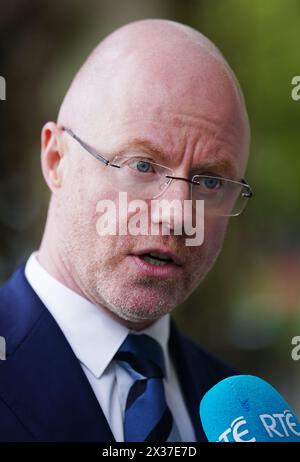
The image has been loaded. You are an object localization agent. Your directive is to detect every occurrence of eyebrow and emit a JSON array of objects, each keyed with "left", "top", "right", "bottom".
[
  {"left": 118, "top": 138, "right": 238, "bottom": 179},
  {"left": 117, "top": 138, "right": 167, "bottom": 162},
  {"left": 191, "top": 158, "right": 238, "bottom": 179}
]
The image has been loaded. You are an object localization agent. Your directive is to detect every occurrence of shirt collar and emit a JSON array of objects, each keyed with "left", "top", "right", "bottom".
[{"left": 25, "top": 252, "right": 171, "bottom": 379}]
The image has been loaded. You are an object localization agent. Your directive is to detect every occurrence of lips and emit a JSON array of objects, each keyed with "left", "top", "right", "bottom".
[
  {"left": 139, "top": 253, "right": 172, "bottom": 266},
  {"left": 131, "top": 248, "right": 183, "bottom": 266}
]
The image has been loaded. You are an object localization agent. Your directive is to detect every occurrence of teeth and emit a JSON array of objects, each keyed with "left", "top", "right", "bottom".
[
  {"left": 140, "top": 255, "right": 169, "bottom": 266},
  {"left": 148, "top": 252, "right": 171, "bottom": 261}
]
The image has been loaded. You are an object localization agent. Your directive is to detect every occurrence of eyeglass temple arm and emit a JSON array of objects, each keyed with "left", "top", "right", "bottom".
[
  {"left": 241, "top": 179, "right": 253, "bottom": 198},
  {"left": 62, "top": 127, "right": 120, "bottom": 168}
]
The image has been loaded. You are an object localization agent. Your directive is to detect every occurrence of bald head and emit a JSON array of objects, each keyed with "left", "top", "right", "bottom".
[{"left": 58, "top": 19, "right": 249, "bottom": 171}]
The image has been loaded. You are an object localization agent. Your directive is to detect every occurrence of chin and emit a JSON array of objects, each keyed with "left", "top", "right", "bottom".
[{"left": 104, "top": 291, "right": 175, "bottom": 324}]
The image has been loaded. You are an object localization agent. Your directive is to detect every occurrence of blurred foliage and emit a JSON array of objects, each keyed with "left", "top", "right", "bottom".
[{"left": 0, "top": 0, "right": 300, "bottom": 412}]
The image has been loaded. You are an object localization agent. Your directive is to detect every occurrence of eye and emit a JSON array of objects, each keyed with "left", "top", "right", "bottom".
[
  {"left": 203, "top": 177, "right": 222, "bottom": 189},
  {"left": 193, "top": 175, "right": 224, "bottom": 192},
  {"left": 130, "top": 159, "right": 155, "bottom": 173}
]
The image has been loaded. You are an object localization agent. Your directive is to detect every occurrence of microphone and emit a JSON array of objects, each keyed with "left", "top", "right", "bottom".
[{"left": 199, "top": 375, "right": 300, "bottom": 442}]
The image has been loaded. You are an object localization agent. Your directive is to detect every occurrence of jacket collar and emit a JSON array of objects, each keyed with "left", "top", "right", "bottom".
[{"left": 0, "top": 265, "right": 115, "bottom": 442}]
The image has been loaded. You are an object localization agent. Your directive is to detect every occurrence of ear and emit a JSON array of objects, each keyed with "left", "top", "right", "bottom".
[{"left": 41, "top": 122, "right": 65, "bottom": 192}]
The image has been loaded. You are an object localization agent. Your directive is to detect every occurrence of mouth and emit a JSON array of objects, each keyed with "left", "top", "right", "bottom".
[
  {"left": 132, "top": 249, "right": 183, "bottom": 266},
  {"left": 128, "top": 248, "right": 183, "bottom": 277},
  {"left": 139, "top": 253, "right": 173, "bottom": 266}
]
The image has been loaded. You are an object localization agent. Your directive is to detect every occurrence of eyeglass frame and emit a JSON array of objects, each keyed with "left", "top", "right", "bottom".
[{"left": 61, "top": 126, "right": 253, "bottom": 213}]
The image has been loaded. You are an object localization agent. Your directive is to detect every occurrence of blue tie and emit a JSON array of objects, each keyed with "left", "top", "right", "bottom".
[{"left": 114, "top": 334, "right": 174, "bottom": 442}]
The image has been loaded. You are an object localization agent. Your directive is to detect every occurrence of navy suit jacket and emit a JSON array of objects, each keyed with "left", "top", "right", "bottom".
[{"left": 0, "top": 265, "right": 237, "bottom": 442}]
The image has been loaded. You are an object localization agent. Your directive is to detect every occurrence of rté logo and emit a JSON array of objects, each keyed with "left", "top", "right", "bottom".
[{"left": 218, "top": 410, "right": 300, "bottom": 442}]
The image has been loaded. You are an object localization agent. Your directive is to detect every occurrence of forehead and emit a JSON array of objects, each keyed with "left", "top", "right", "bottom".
[
  {"left": 80, "top": 45, "right": 249, "bottom": 176},
  {"left": 111, "top": 44, "right": 241, "bottom": 113}
]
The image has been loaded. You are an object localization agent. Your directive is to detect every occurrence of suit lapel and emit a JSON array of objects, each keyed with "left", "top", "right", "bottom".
[
  {"left": 0, "top": 266, "right": 115, "bottom": 442},
  {"left": 168, "top": 320, "right": 208, "bottom": 442}
]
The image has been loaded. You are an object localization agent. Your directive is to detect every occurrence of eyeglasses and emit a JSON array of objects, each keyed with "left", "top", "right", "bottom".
[{"left": 62, "top": 127, "right": 253, "bottom": 217}]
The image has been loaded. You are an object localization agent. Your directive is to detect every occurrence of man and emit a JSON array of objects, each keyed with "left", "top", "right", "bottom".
[{"left": 0, "top": 19, "right": 251, "bottom": 442}]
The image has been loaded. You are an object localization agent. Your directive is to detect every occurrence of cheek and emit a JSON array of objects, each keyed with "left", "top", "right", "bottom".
[
  {"left": 60, "top": 162, "right": 117, "bottom": 242},
  {"left": 75, "top": 165, "right": 118, "bottom": 221},
  {"left": 87, "top": 183, "right": 137, "bottom": 258},
  {"left": 184, "top": 217, "right": 228, "bottom": 290},
  {"left": 207, "top": 215, "right": 228, "bottom": 239},
  {"left": 203, "top": 216, "right": 228, "bottom": 258},
  {"left": 190, "top": 216, "right": 228, "bottom": 263}
]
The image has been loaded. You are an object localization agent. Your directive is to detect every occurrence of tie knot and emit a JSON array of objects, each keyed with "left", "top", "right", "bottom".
[{"left": 114, "top": 334, "right": 166, "bottom": 379}]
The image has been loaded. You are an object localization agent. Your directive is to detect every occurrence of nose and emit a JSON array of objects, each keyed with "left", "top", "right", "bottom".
[{"left": 151, "top": 178, "right": 191, "bottom": 235}]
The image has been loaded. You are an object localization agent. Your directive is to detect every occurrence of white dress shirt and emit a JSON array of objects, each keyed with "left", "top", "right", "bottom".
[{"left": 24, "top": 252, "right": 196, "bottom": 442}]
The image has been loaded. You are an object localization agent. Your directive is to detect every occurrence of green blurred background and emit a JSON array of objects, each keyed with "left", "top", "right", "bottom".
[{"left": 1, "top": 0, "right": 299, "bottom": 414}]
